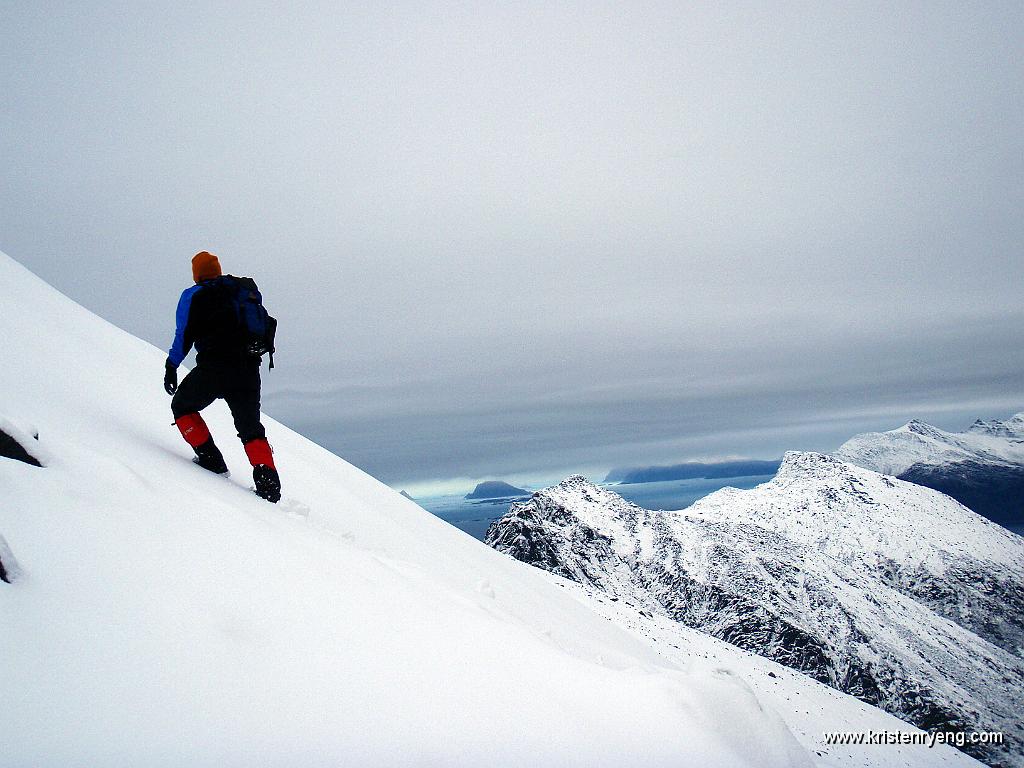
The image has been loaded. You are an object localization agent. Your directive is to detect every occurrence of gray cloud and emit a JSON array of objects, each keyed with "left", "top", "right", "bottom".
[
  {"left": 269, "top": 312, "right": 1024, "bottom": 486},
  {"left": 2, "top": 2, "right": 1022, "bottom": 489}
]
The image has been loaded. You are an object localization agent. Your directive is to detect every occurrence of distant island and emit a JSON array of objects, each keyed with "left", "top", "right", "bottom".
[
  {"left": 606, "top": 459, "right": 782, "bottom": 485},
  {"left": 465, "top": 481, "right": 530, "bottom": 500}
]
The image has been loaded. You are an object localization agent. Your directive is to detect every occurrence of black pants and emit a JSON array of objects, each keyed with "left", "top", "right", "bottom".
[{"left": 171, "top": 363, "right": 266, "bottom": 443}]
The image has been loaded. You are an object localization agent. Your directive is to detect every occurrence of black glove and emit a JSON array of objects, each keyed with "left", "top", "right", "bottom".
[{"left": 164, "top": 361, "right": 178, "bottom": 395}]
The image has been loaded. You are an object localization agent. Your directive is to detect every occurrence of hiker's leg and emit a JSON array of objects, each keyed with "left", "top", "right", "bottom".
[
  {"left": 171, "top": 366, "right": 218, "bottom": 444},
  {"left": 171, "top": 366, "right": 226, "bottom": 472},
  {"left": 223, "top": 366, "right": 267, "bottom": 447},
  {"left": 225, "top": 366, "right": 280, "bottom": 501}
]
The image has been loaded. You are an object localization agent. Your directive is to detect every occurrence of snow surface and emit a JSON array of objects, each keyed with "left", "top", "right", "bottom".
[
  {"left": 834, "top": 418, "right": 1024, "bottom": 476},
  {"left": 0, "top": 251, "right": 980, "bottom": 767}
]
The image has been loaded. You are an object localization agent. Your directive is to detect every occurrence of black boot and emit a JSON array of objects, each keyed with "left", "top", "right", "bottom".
[
  {"left": 253, "top": 465, "right": 281, "bottom": 503},
  {"left": 192, "top": 438, "right": 229, "bottom": 475}
]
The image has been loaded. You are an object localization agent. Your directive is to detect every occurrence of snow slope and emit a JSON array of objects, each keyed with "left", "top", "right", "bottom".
[
  {"left": 487, "top": 459, "right": 1024, "bottom": 767},
  {"left": 0, "top": 250, "right": 979, "bottom": 768}
]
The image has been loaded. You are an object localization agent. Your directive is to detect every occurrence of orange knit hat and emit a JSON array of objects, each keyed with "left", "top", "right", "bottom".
[{"left": 192, "top": 251, "right": 222, "bottom": 283}]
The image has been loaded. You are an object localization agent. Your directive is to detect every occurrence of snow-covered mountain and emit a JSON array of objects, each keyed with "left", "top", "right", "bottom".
[
  {"left": 835, "top": 416, "right": 1024, "bottom": 476},
  {"left": 2, "top": 250, "right": 983, "bottom": 767},
  {"left": 835, "top": 416, "right": 1024, "bottom": 527},
  {"left": 487, "top": 456, "right": 1024, "bottom": 767}
]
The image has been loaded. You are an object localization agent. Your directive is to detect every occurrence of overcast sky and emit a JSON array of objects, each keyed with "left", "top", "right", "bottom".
[{"left": 3, "top": 2, "right": 1022, "bottom": 494}]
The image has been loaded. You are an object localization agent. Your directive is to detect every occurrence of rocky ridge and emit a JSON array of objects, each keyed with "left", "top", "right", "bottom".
[{"left": 487, "top": 453, "right": 1024, "bottom": 767}]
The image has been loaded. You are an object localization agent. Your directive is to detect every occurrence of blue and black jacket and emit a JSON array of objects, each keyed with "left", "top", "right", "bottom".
[{"left": 167, "top": 277, "right": 249, "bottom": 369}]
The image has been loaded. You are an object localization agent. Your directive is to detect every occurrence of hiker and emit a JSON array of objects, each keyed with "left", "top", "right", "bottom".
[{"left": 163, "top": 251, "right": 281, "bottom": 503}]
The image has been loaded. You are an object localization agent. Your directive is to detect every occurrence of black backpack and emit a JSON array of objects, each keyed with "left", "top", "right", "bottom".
[{"left": 220, "top": 275, "right": 278, "bottom": 368}]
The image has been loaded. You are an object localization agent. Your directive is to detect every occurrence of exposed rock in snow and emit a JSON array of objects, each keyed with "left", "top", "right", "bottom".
[
  {"left": 0, "top": 535, "right": 21, "bottom": 583},
  {"left": 487, "top": 456, "right": 1024, "bottom": 767},
  {"left": 0, "top": 416, "right": 43, "bottom": 467}
]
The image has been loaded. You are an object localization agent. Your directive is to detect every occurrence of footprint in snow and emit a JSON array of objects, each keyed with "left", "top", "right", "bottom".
[
  {"left": 278, "top": 498, "right": 311, "bottom": 519},
  {"left": 476, "top": 579, "right": 496, "bottom": 599}
]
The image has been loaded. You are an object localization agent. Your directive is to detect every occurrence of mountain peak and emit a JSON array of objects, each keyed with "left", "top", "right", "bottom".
[
  {"left": 966, "top": 413, "right": 1024, "bottom": 438},
  {"left": 541, "top": 474, "right": 626, "bottom": 510},
  {"left": 556, "top": 474, "right": 597, "bottom": 491},
  {"left": 837, "top": 411, "right": 1024, "bottom": 481},
  {"left": 898, "top": 419, "right": 947, "bottom": 439},
  {"left": 775, "top": 450, "right": 850, "bottom": 479}
]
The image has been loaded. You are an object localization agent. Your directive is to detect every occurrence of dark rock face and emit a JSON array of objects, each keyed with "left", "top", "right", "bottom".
[
  {"left": 465, "top": 480, "right": 529, "bottom": 500},
  {"left": 899, "top": 460, "right": 1024, "bottom": 528},
  {"left": 873, "top": 555, "right": 1024, "bottom": 657},
  {"left": 0, "top": 535, "right": 20, "bottom": 584},
  {"left": 0, "top": 427, "right": 42, "bottom": 467},
  {"left": 486, "top": 465, "right": 1024, "bottom": 768}
]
